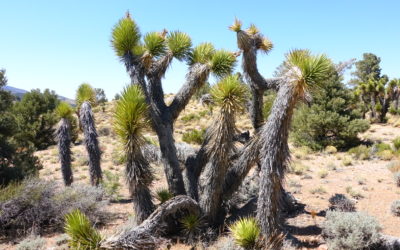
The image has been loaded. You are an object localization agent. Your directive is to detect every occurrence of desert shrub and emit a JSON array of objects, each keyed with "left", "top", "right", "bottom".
[
  {"left": 291, "top": 66, "right": 369, "bottom": 151},
  {"left": 377, "top": 149, "right": 394, "bottom": 160},
  {"left": 111, "top": 146, "right": 126, "bottom": 165},
  {"left": 393, "top": 137, "right": 400, "bottom": 150},
  {"left": 155, "top": 188, "right": 173, "bottom": 204},
  {"left": 98, "top": 126, "right": 111, "bottom": 136},
  {"left": 394, "top": 172, "right": 400, "bottom": 187},
  {"left": 325, "top": 145, "right": 337, "bottom": 154},
  {"left": 375, "top": 142, "right": 392, "bottom": 152},
  {"left": 0, "top": 178, "right": 106, "bottom": 238},
  {"left": 322, "top": 211, "right": 381, "bottom": 250},
  {"left": 293, "top": 146, "right": 312, "bottom": 160},
  {"left": 328, "top": 194, "right": 356, "bottom": 212},
  {"left": 341, "top": 156, "right": 352, "bottom": 166},
  {"left": 229, "top": 217, "right": 260, "bottom": 249},
  {"left": 182, "top": 128, "right": 206, "bottom": 145},
  {"left": 16, "top": 236, "right": 46, "bottom": 250},
  {"left": 181, "top": 113, "right": 200, "bottom": 123},
  {"left": 318, "top": 169, "right": 328, "bottom": 178},
  {"left": 289, "top": 163, "right": 309, "bottom": 175},
  {"left": 310, "top": 186, "right": 327, "bottom": 195},
  {"left": 345, "top": 186, "right": 364, "bottom": 199},
  {"left": 64, "top": 209, "right": 102, "bottom": 250},
  {"left": 391, "top": 200, "right": 400, "bottom": 216},
  {"left": 102, "top": 170, "right": 121, "bottom": 200},
  {"left": 55, "top": 234, "right": 70, "bottom": 246},
  {"left": 387, "top": 161, "right": 400, "bottom": 173},
  {"left": 348, "top": 145, "right": 371, "bottom": 160}
]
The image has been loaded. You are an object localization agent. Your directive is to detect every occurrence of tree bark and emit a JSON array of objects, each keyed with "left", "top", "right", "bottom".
[
  {"left": 56, "top": 118, "right": 73, "bottom": 186},
  {"left": 257, "top": 82, "right": 296, "bottom": 237},
  {"left": 102, "top": 195, "right": 200, "bottom": 249},
  {"left": 79, "top": 101, "right": 102, "bottom": 186}
]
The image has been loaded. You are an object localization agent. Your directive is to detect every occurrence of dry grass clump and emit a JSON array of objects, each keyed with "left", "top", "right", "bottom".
[
  {"left": 289, "top": 163, "right": 309, "bottom": 175},
  {"left": 325, "top": 145, "right": 337, "bottom": 154},
  {"left": 341, "top": 156, "right": 353, "bottom": 166},
  {"left": 318, "top": 169, "right": 328, "bottom": 179},
  {"left": 348, "top": 145, "right": 371, "bottom": 160},
  {"left": 310, "top": 186, "right": 327, "bottom": 195},
  {"left": 391, "top": 200, "right": 400, "bottom": 216},
  {"left": 387, "top": 160, "right": 400, "bottom": 173},
  {"left": 345, "top": 186, "right": 364, "bottom": 199}
]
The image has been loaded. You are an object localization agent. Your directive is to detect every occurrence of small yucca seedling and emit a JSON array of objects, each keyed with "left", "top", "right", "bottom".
[
  {"left": 179, "top": 214, "right": 203, "bottom": 239},
  {"left": 64, "top": 209, "right": 102, "bottom": 250},
  {"left": 229, "top": 217, "right": 260, "bottom": 249},
  {"left": 155, "top": 188, "right": 173, "bottom": 204}
]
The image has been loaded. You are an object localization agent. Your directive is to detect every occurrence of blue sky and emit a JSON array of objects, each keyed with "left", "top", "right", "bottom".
[{"left": 1, "top": 1, "right": 399, "bottom": 99}]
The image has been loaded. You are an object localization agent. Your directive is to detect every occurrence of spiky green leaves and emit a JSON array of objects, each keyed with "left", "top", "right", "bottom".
[
  {"left": 188, "top": 43, "right": 236, "bottom": 77},
  {"left": 113, "top": 84, "right": 148, "bottom": 146},
  {"left": 283, "top": 49, "right": 331, "bottom": 93},
  {"left": 76, "top": 83, "right": 96, "bottom": 108},
  {"left": 188, "top": 43, "right": 215, "bottom": 65},
  {"left": 259, "top": 37, "right": 273, "bottom": 53},
  {"left": 143, "top": 32, "right": 167, "bottom": 58},
  {"left": 56, "top": 102, "right": 73, "bottom": 119},
  {"left": 210, "top": 50, "right": 237, "bottom": 77},
  {"left": 229, "top": 18, "right": 242, "bottom": 32},
  {"left": 167, "top": 31, "right": 192, "bottom": 61},
  {"left": 64, "top": 209, "right": 102, "bottom": 249},
  {"left": 211, "top": 75, "right": 248, "bottom": 114},
  {"left": 111, "top": 16, "right": 141, "bottom": 57},
  {"left": 229, "top": 217, "right": 260, "bottom": 249}
]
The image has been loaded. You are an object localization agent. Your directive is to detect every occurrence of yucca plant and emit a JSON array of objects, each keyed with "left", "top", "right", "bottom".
[
  {"left": 64, "top": 209, "right": 102, "bottom": 250},
  {"left": 229, "top": 217, "right": 260, "bottom": 249},
  {"left": 179, "top": 213, "right": 203, "bottom": 242},
  {"left": 256, "top": 50, "right": 331, "bottom": 237},
  {"left": 155, "top": 188, "right": 173, "bottom": 204},
  {"left": 76, "top": 83, "right": 102, "bottom": 186},
  {"left": 113, "top": 84, "right": 154, "bottom": 223},
  {"left": 199, "top": 75, "right": 248, "bottom": 225},
  {"left": 55, "top": 102, "right": 74, "bottom": 186}
]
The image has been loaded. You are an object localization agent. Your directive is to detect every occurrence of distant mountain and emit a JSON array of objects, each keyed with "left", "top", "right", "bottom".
[{"left": 2, "top": 85, "right": 75, "bottom": 105}]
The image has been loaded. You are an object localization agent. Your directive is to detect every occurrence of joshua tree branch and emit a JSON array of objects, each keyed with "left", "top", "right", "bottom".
[
  {"left": 169, "top": 64, "right": 209, "bottom": 121},
  {"left": 102, "top": 195, "right": 200, "bottom": 249}
]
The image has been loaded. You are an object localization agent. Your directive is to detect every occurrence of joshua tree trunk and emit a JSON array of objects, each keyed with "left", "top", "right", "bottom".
[
  {"left": 56, "top": 118, "right": 73, "bottom": 186},
  {"left": 124, "top": 52, "right": 210, "bottom": 195},
  {"left": 126, "top": 147, "right": 155, "bottom": 224},
  {"left": 199, "top": 111, "right": 236, "bottom": 225},
  {"left": 79, "top": 101, "right": 102, "bottom": 186},
  {"left": 370, "top": 94, "right": 377, "bottom": 119},
  {"left": 257, "top": 82, "right": 297, "bottom": 237},
  {"left": 378, "top": 96, "right": 391, "bottom": 123}
]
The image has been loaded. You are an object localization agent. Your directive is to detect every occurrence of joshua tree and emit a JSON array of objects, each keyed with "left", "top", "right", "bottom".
[
  {"left": 113, "top": 84, "right": 155, "bottom": 223},
  {"left": 198, "top": 75, "right": 248, "bottom": 225},
  {"left": 55, "top": 102, "right": 74, "bottom": 186},
  {"left": 111, "top": 13, "right": 236, "bottom": 195},
  {"left": 256, "top": 50, "right": 331, "bottom": 237},
  {"left": 76, "top": 83, "right": 102, "bottom": 186}
]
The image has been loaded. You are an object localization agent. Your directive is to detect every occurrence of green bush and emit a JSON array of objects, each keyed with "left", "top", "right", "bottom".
[
  {"left": 182, "top": 129, "right": 206, "bottom": 145},
  {"left": 291, "top": 66, "right": 369, "bottom": 150},
  {"left": 393, "top": 137, "right": 400, "bottom": 150},
  {"left": 64, "top": 209, "right": 102, "bottom": 250},
  {"left": 375, "top": 142, "right": 392, "bottom": 152},
  {"left": 348, "top": 145, "right": 371, "bottom": 160},
  {"left": 179, "top": 214, "right": 203, "bottom": 241},
  {"left": 328, "top": 194, "right": 356, "bottom": 212},
  {"left": 229, "top": 217, "right": 260, "bottom": 249},
  {"left": 322, "top": 211, "right": 381, "bottom": 250},
  {"left": 181, "top": 113, "right": 200, "bottom": 123},
  {"left": 102, "top": 170, "right": 121, "bottom": 200}
]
